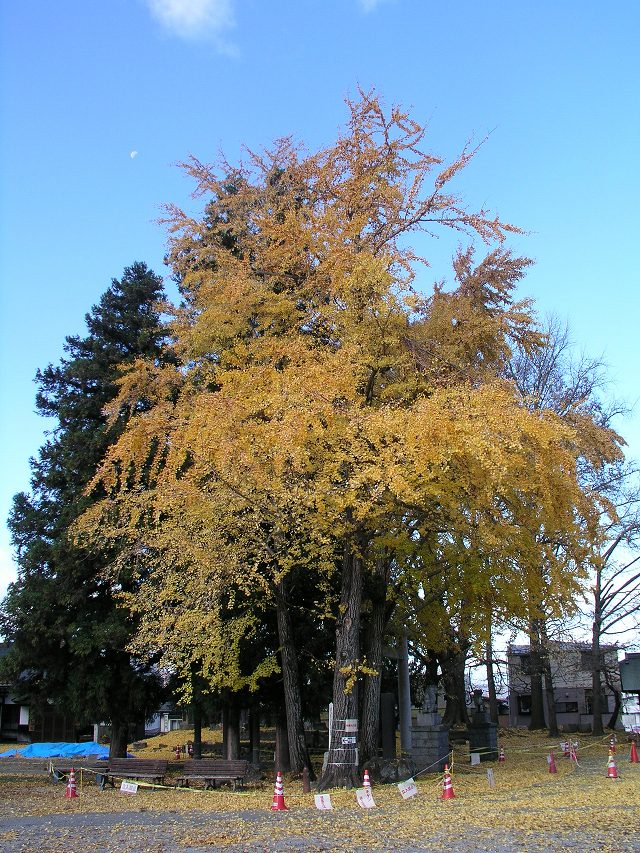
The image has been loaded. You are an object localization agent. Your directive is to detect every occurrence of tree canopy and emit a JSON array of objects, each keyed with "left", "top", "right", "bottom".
[
  {"left": 70, "top": 94, "right": 624, "bottom": 783},
  {"left": 1, "top": 262, "right": 169, "bottom": 755},
  {"left": 1, "top": 94, "right": 625, "bottom": 779}
]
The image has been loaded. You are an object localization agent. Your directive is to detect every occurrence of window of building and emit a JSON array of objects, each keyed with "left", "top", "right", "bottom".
[
  {"left": 585, "top": 689, "right": 607, "bottom": 715},
  {"left": 519, "top": 655, "right": 531, "bottom": 675},
  {"left": 517, "top": 695, "right": 531, "bottom": 715},
  {"left": 555, "top": 701, "right": 579, "bottom": 714}
]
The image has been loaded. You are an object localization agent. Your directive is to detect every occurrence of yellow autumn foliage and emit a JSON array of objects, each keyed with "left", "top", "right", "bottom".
[{"left": 76, "top": 92, "right": 621, "bottom": 706}]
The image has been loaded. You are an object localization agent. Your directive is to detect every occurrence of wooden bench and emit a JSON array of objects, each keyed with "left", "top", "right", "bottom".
[
  {"left": 176, "top": 759, "right": 250, "bottom": 790},
  {"left": 0, "top": 758, "right": 50, "bottom": 777},
  {"left": 99, "top": 758, "right": 168, "bottom": 789}
]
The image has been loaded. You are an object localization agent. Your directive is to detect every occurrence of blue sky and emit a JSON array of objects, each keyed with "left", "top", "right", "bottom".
[{"left": 1, "top": 0, "right": 639, "bottom": 598}]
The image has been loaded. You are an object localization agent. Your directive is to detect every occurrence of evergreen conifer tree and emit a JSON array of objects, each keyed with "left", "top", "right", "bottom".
[{"left": 1, "top": 262, "right": 168, "bottom": 755}]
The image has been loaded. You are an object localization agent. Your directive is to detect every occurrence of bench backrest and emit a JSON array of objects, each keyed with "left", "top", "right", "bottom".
[
  {"left": 181, "top": 759, "right": 249, "bottom": 773},
  {"left": 108, "top": 759, "right": 168, "bottom": 773},
  {"left": 0, "top": 759, "right": 49, "bottom": 775}
]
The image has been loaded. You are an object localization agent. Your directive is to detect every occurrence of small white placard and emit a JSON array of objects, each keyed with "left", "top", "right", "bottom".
[
  {"left": 470, "top": 752, "right": 480, "bottom": 766},
  {"left": 341, "top": 736, "right": 357, "bottom": 745},
  {"left": 345, "top": 718, "right": 358, "bottom": 733},
  {"left": 314, "top": 793, "right": 333, "bottom": 810},
  {"left": 398, "top": 777, "right": 418, "bottom": 799},
  {"left": 120, "top": 780, "right": 139, "bottom": 794},
  {"left": 356, "top": 787, "right": 376, "bottom": 809}
]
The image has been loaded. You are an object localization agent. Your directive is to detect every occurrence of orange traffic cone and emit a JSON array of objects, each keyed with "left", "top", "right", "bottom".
[
  {"left": 569, "top": 742, "right": 578, "bottom": 763},
  {"left": 562, "top": 741, "right": 570, "bottom": 758},
  {"left": 498, "top": 748, "right": 505, "bottom": 763},
  {"left": 65, "top": 767, "right": 78, "bottom": 799},
  {"left": 630, "top": 740, "right": 639, "bottom": 764},
  {"left": 271, "top": 771, "right": 288, "bottom": 811},
  {"left": 363, "top": 768, "right": 371, "bottom": 789},
  {"left": 440, "top": 764, "right": 455, "bottom": 800},
  {"left": 609, "top": 735, "right": 617, "bottom": 753},
  {"left": 548, "top": 750, "right": 557, "bottom": 774},
  {"left": 606, "top": 751, "right": 618, "bottom": 779}
]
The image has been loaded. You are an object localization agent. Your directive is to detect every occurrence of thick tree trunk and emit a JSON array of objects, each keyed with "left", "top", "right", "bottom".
[
  {"left": 397, "top": 630, "right": 412, "bottom": 752},
  {"left": 192, "top": 703, "right": 202, "bottom": 760},
  {"left": 224, "top": 697, "right": 241, "bottom": 759},
  {"left": 591, "top": 618, "right": 604, "bottom": 736},
  {"left": 485, "top": 630, "right": 498, "bottom": 725},
  {"left": 317, "top": 541, "right": 364, "bottom": 790},
  {"left": 360, "top": 559, "right": 388, "bottom": 764},
  {"left": 440, "top": 644, "right": 470, "bottom": 727},
  {"left": 276, "top": 578, "right": 315, "bottom": 778},
  {"left": 109, "top": 719, "right": 129, "bottom": 759},
  {"left": 190, "top": 663, "right": 202, "bottom": 759},
  {"left": 540, "top": 624, "right": 558, "bottom": 738},
  {"left": 222, "top": 702, "right": 228, "bottom": 758},
  {"left": 528, "top": 620, "right": 546, "bottom": 730},
  {"left": 275, "top": 706, "right": 291, "bottom": 773},
  {"left": 249, "top": 706, "right": 261, "bottom": 767}
]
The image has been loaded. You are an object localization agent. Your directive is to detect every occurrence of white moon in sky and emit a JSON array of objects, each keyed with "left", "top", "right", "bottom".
[{"left": 130, "top": 150, "right": 138, "bottom": 159}]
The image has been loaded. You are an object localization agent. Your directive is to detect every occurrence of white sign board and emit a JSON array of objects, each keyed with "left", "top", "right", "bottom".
[
  {"left": 341, "top": 736, "right": 357, "bottom": 745},
  {"left": 345, "top": 719, "right": 358, "bottom": 733},
  {"left": 356, "top": 787, "right": 376, "bottom": 809},
  {"left": 487, "top": 769, "right": 495, "bottom": 788},
  {"left": 120, "top": 780, "right": 139, "bottom": 794},
  {"left": 398, "top": 777, "right": 419, "bottom": 799},
  {"left": 470, "top": 752, "right": 480, "bottom": 766},
  {"left": 314, "top": 793, "right": 333, "bottom": 810}
]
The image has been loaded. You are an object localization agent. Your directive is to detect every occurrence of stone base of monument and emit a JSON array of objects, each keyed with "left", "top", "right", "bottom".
[
  {"left": 468, "top": 718, "right": 498, "bottom": 762},
  {"left": 411, "top": 713, "right": 450, "bottom": 773}
]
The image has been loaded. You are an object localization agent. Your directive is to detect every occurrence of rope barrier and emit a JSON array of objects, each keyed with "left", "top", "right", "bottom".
[
  {"left": 43, "top": 731, "right": 624, "bottom": 801},
  {"left": 412, "top": 749, "right": 453, "bottom": 779},
  {"left": 48, "top": 763, "right": 247, "bottom": 794}
]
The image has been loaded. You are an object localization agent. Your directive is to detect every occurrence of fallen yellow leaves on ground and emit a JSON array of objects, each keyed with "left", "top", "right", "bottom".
[{"left": 1, "top": 730, "right": 637, "bottom": 850}]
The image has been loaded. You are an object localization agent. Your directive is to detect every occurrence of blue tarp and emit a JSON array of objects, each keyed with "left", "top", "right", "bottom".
[{"left": 0, "top": 742, "right": 111, "bottom": 759}]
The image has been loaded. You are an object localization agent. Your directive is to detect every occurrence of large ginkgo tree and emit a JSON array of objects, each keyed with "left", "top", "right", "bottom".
[{"left": 78, "top": 93, "right": 621, "bottom": 787}]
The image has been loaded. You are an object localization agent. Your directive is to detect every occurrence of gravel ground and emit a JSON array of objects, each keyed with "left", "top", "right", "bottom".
[{"left": 1, "top": 806, "right": 639, "bottom": 852}]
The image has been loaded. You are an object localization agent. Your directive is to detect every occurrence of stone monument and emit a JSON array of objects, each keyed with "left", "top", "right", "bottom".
[
  {"left": 410, "top": 684, "right": 449, "bottom": 773},
  {"left": 468, "top": 689, "right": 498, "bottom": 762}
]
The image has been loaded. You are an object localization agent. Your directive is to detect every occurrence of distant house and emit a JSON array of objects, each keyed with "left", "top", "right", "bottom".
[
  {"left": 0, "top": 643, "right": 88, "bottom": 743},
  {"left": 619, "top": 652, "right": 640, "bottom": 733},
  {"left": 144, "top": 703, "right": 188, "bottom": 736},
  {"left": 507, "top": 642, "right": 622, "bottom": 731}
]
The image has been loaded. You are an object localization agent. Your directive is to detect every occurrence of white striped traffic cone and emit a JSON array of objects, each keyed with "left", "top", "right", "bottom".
[
  {"left": 65, "top": 767, "right": 78, "bottom": 799},
  {"left": 440, "top": 764, "right": 455, "bottom": 800},
  {"left": 271, "top": 771, "right": 288, "bottom": 810}
]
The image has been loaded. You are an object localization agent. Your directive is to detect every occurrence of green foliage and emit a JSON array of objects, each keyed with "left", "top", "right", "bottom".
[{"left": 1, "top": 263, "right": 169, "bottom": 736}]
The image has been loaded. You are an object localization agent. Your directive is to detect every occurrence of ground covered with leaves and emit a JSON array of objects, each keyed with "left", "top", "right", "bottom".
[{"left": 0, "top": 730, "right": 638, "bottom": 851}]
